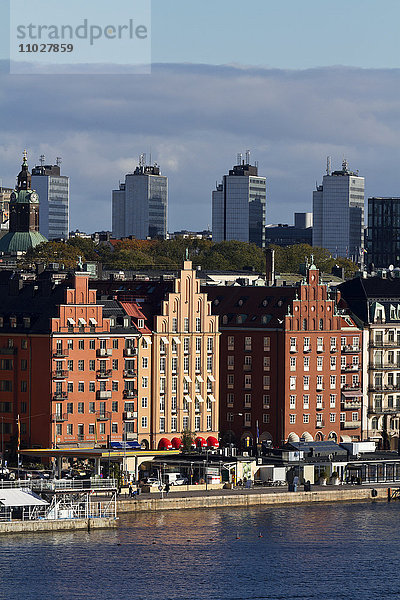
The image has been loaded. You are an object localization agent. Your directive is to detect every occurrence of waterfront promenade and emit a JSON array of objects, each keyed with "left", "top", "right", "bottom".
[{"left": 116, "top": 483, "right": 391, "bottom": 513}]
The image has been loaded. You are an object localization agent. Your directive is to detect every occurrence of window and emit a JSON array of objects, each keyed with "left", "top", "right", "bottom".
[
  {"left": 330, "top": 337, "right": 337, "bottom": 350},
  {"left": 113, "top": 339, "right": 118, "bottom": 349},
  {"left": 207, "top": 415, "right": 212, "bottom": 430},
  {"left": 112, "top": 401, "right": 118, "bottom": 412},
  {"left": 330, "top": 375, "right": 336, "bottom": 389},
  {"left": 290, "top": 337, "right": 297, "bottom": 351},
  {"left": 330, "top": 394, "right": 336, "bottom": 408},
  {"left": 159, "top": 417, "right": 165, "bottom": 432},
  {"left": 289, "top": 414, "right": 296, "bottom": 424},
  {"left": 290, "top": 395, "right": 296, "bottom": 409},
  {"left": 303, "top": 337, "right": 310, "bottom": 351},
  {"left": 88, "top": 424, "right": 94, "bottom": 435},
  {"left": 195, "top": 416, "right": 201, "bottom": 431},
  {"left": 171, "top": 358, "right": 177, "bottom": 373},
  {"left": 196, "top": 318, "right": 201, "bottom": 332},
  {"left": 89, "top": 382, "right": 95, "bottom": 392},
  {"left": 303, "top": 395, "right": 310, "bottom": 409},
  {"left": 100, "top": 340, "right": 107, "bottom": 349},
  {"left": 340, "top": 413, "right": 345, "bottom": 423},
  {"left": 263, "top": 375, "right": 270, "bottom": 389},
  {"left": 21, "top": 359, "right": 27, "bottom": 371},
  {"left": 184, "top": 318, "right": 189, "bottom": 333},
  {"left": 244, "top": 413, "right": 251, "bottom": 424},
  {"left": 228, "top": 355, "right": 234, "bottom": 368},
  {"left": 290, "top": 357, "right": 296, "bottom": 371},
  {"left": 89, "top": 340, "right": 95, "bottom": 349},
  {"left": 78, "top": 382, "right": 84, "bottom": 392},
  {"left": 353, "top": 337, "right": 359, "bottom": 349},
  {"left": 245, "top": 337, "right": 252, "bottom": 350},
  {"left": 183, "top": 338, "right": 190, "bottom": 353},
  {"left": 227, "top": 393, "right": 234, "bottom": 406},
  {"left": 99, "top": 423, "right": 105, "bottom": 434},
  {"left": 171, "top": 416, "right": 177, "bottom": 432},
  {"left": 171, "top": 339, "right": 177, "bottom": 353},
  {"left": 67, "top": 424, "right": 73, "bottom": 435},
  {"left": 89, "top": 402, "right": 95, "bottom": 413},
  {"left": 263, "top": 414, "right": 270, "bottom": 424},
  {"left": 330, "top": 413, "right": 336, "bottom": 423},
  {"left": 172, "top": 317, "right": 177, "bottom": 332},
  {"left": 67, "top": 382, "right": 73, "bottom": 393},
  {"left": 290, "top": 376, "right": 296, "bottom": 390},
  {"left": 56, "top": 424, "right": 62, "bottom": 436},
  {"left": 207, "top": 338, "right": 213, "bottom": 353},
  {"left": 244, "top": 355, "right": 252, "bottom": 366},
  {"left": 78, "top": 360, "right": 84, "bottom": 371},
  {"left": 141, "top": 416, "right": 148, "bottom": 428},
  {"left": 79, "top": 340, "right": 84, "bottom": 350},
  {"left": 67, "top": 360, "right": 73, "bottom": 371},
  {"left": 89, "top": 360, "right": 95, "bottom": 371},
  {"left": 195, "top": 356, "right": 201, "bottom": 372},
  {"left": 196, "top": 338, "right": 201, "bottom": 353},
  {"left": 142, "top": 377, "right": 148, "bottom": 388},
  {"left": 184, "top": 356, "right": 189, "bottom": 373},
  {"left": 78, "top": 402, "right": 84, "bottom": 414},
  {"left": 316, "top": 394, "right": 323, "bottom": 409},
  {"left": 303, "top": 357, "right": 309, "bottom": 371},
  {"left": 141, "top": 397, "right": 148, "bottom": 409},
  {"left": 244, "top": 393, "right": 251, "bottom": 407},
  {"left": 228, "top": 374, "right": 234, "bottom": 386},
  {"left": 160, "top": 339, "right": 165, "bottom": 354},
  {"left": 263, "top": 395, "right": 270, "bottom": 409},
  {"left": 317, "top": 357, "right": 323, "bottom": 371},
  {"left": 160, "top": 357, "right": 166, "bottom": 373},
  {"left": 228, "top": 336, "right": 234, "bottom": 349},
  {"left": 21, "top": 339, "right": 27, "bottom": 349},
  {"left": 142, "top": 338, "right": 148, "bottom": 349},
  {"left": 303, "top": 376, "right": 309, "bottom": 390},
  {"left": 112, "top": 359, "right": 118, "bottom": 370},
  {"left": 263, "top": 356, "right": 270, "bottom": 371},
  {"left": 317, "top": 337, "right": 323, "bottom": 350},
  {"left": 330, "top": 356, "right": 336, "bottom": 370},
  {"left": 316, "top": 375, "right": 323, "bottom": 390},
  {"left": 352, "top": 412, "right": 359, "bottom": 421},
  {"left": 142, "top": 357, "right": 148, "bottom": 369},
  {"left": 112, "top": 381, "right": 118, "bottom": 392},
  {"left": 171, "top": 396, "right": 177, "bottom": 412},
  {"left": 67, "top": 403, "right": 73, "bottom": 414},
  {"left": 20, "top": 380, "right": 27, "bottom": 393},
  {"left": 352, "top": 374, "right": 359, "bottom": 387},
  {"left": 264, "top": 336, "right": 270, "bottom": 351},
  {"left": 245, "top": 375, "right": 252, "bottom": 388},
  {"left": 303, "top": 414, "right": 309, "bottom": 424},
  {"left": 183, "top": 416, "right": 189, "bottom": 430}
]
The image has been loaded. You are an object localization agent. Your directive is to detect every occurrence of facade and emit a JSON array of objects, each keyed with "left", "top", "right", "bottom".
[
  {"left": 313, "top": 159, "right": 364, "bottom": 260},
  {"left": 0, "top": 153, "right": 48, "bottom": 254},
  {"left": 0, "top": 187, "right": 12, "bottom": 231},
  {"left": 206, "top": 264, "right": 362, "bottom": 448},
  {"left": 112, "top": 161, "right": 168, "bottom": 240},
  {"left": 94, "top": 261, "right": 220, "bottom": 450},
  {"left": 339, "top": 276, "right": 400, "bottom": 449},
  {"left": 367, "top": 197, "right": 400, "bottom": 268},
  {"left": 212, "top": 158, "right": 266, "bottom": 247},
  {"left": 0, "top": 271, "right": 140, "bottom": 453},
  {"left": 31, "top": 162, "right": 69, "bottom": 240},
  {"left": 265, "top": 224, "right": 312, "bottom": 247}
]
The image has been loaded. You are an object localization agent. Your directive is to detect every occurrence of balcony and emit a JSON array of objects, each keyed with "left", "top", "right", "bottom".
[
  {"left": 369, "top": 363, "right": 400, "bottom": 370},
  {"left": 330, "top": 346, "right": 337, "bottom": 353},
  {"left": 96, "top": 369, "right": 112, "bottom": 379},
  {"left": 53, "top": 348, "right": 69, "bottom": 358},
  {"left": 370, "top": 340, "right": 400, "bottom": 348},
  {"left": 96, "top": 410, "right": 111, "bottom": 421},
  {"left": 52, "top": 392, "right": 68, "bottom": 401},
  {"left": 97, "top": 348, "right": 112, "bottom": 357},
  {"left": 289, "top": 346, "right": 297, "bottom": 353},
  {"left": 341, "top": 420, "right": 361, "bottom": 430},
  {"left": 341, "top": 365, "right": 359, "bottom": 372},
  {"left": 52, "top": 413, "right": 68, "bottom": 422},
  {"left": 315, "top": 420, "right": 325, "bottom": 429},
  {"left": 123, "top": 411, "right": 137, "bottom": 421},
  {"left": 342, "top": 385, "right": 361, "bottom": 392},
  {"left": 368, "top": 407, "right": 400, "bottom": 415},
  {"left": 341, "top": 345, "right": 359, "bottom": 353},
  {"left": 123, "top": 389, "right": 137, "bottom": 399},
  {"left": 52, "top": 370, "right": 68, "bottom": 379},
  {"left": 123, "top": 348, "right": 137, "bottom": 357},
  {"left": 96, "top": 390, "right": 112, "bottom": 400},
  {"left": 123, "top": 369, "right": 137, "bottom": 378},
  {"left": 342, "top": 400, "right": 362, "bottom": 410},
  {"left": 243, "top": 364, "right": 252, "bottom": 372}
]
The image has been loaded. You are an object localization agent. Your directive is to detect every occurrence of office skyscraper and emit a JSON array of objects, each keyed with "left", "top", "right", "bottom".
[
  {"left": 31, "top": 159, "right": 69, "bottom": 240},
  {"left": 212, "top": 153, "right": 267, "bottom": 247},
  {"left": 112, "top": 157, "right": 168, "bottom": 240},
  {"left": 312, "top": 158, "right": 364, "bottom": 260},
  {"left": 367, "top": 197, "right": 400, "bottom": 268}
]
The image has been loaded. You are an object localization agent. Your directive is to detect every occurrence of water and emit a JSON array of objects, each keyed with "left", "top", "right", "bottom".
[{"left": 1, "top": 502, "right": 400, "bottom": 600}]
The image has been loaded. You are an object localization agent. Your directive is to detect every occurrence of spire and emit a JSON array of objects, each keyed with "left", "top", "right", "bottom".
[{"left": 17, "top": 150, "right": 31, "bottom": 191}]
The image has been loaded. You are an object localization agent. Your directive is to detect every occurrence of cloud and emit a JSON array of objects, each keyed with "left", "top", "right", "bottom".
[{"left": 0, "top": 62, "right": 400, "bottom": 232}]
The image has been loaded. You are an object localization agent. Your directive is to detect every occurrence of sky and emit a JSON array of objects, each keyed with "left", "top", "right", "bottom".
[{"left": 1, "top": 0, "right": 400, "bottom": 232}]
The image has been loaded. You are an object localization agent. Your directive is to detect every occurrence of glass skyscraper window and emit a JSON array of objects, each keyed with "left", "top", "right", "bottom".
[{"left": 31, "top": 159, "right": 69, "bottom": 240}]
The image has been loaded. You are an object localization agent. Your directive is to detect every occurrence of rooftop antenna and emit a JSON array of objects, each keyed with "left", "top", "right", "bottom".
[
  {"left": 40, "top": 154, "right": 45, "bottom": 167},
  {"left": 245, "top": 150, "right": 250, "bottom": 165},
  {"left": 342, "top": 156, "right": 348, "bottom": 172},
  {"left": 56, "top": 157, "right": 62, "bottom": 167},
  {"left": 237, "top": 153, "right": 242, "bottom": 166},
  {"left": 326, "top": 156, "right": 331, "bottom": 176}
]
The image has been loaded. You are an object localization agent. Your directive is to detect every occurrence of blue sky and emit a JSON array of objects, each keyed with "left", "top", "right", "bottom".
[{"left": 1, "top": 1, "right": 400, "bottom": 233}]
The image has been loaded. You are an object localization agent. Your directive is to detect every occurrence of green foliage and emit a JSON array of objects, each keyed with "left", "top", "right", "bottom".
[
  {"left": 21, "top": 241, "right": 84, "bottom": 269},
  {"left": 271, "top": 244, "right": 358, "bottom": 278},
  {"left": 181, "top": 428, "right": 195, "bottom": 452}
]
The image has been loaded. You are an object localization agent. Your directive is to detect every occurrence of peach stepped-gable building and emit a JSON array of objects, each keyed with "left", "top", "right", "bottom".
[
  {"left": 94, "top": 261, "right": 220, "bottom": 450},
  {"left": 205, "top": 263, "right": 363, "bottom": 448},
  {"left": 0, "top": 270, "right": 140, "bottom": 453}
]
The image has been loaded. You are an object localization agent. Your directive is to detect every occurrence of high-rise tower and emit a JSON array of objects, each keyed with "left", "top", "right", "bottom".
[
  {"left": 312, "top": 158, "right": 364, "bottom": 260},
  {"left": 112, "top": 156, "right": 168, "bottom": 240},
  {"left": 212, "top": 154, "right": 266, "bottom": 247},
  {"left": 31, "top": 158, "right": 69, "bottom": 240}
]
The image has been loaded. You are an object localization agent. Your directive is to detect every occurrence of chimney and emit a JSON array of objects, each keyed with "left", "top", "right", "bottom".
[{"left": 265, "top": 248, "right": 275, "bottom": 286}]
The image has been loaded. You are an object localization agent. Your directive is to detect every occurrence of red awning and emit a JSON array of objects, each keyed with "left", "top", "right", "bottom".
[
  {"left": 171, "top": 437, "right": 182, "bottom": 449},
  {"left": 158, "top": 438, "right": 172, "bottom": 450},
  {"left": 195, "top": 437, "right": 207, "bottom": 447},
  {"left": 207, "top": 436, "right": 219, "bottom": 448}
]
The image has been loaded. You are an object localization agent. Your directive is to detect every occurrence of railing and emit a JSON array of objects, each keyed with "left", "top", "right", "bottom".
[
  {"left": 97, "top": 349, "right": 113, "bottom": 357},
  {"left": 342, "top": 385, "right": 361, "bottom": 392},
  {"left": 52, "top": 413, "right": 68, "bottom": 422},
  {"left": 0, "top": 478, "right": 117, "bottom": 491},
  {"left": 341, "top": 420, "right": 361, "bottom": 429},
  {"left": 52, "top": 370, "right": 68, "bottom": 379},
  {"left": 123, "top": 348, "right": 137, "bottom": 357},
  {"left": 52, "top": 392, "right": 68, "bottom": 401},
  {"left": 342, "top": 401, "right": 362, "bottom": 410},
  {"left": 315, "top": 421, "right": 325, "bottom": 428},
  {"left": 123, "top": 411, "right": 137, "bottom": 420},
  {"left": 368, "top": 407, "right": 400, "bottom": 415},
  {"left": 341, "top": 365, "right": 359, "bottom": 372},
  {"left": 96, "top": 390, "right": 112, "bottom": 399},
  {"left": 123, "top": 369, "right": 137, "bottom": 378},
  {"left": 97, "top": 369, "right": 112, "bottom": 379},
  {"left": 53, "top": 349, "right": 69, "bottom": 358},
  {"left": 341, "top": 345, "right": 359, "bottom": 353},
  {"left": 96, "top": 410, "right": 111, "bottom": 421},
  {"left": 123, "top": 390, "right": 137, "bottom": 399}
]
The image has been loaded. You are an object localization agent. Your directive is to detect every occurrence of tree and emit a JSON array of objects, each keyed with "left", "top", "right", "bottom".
[
  {"left": 20, "top": 241, "right": 84, "bottom": 269},
  {"left": 181, "top": 428, "right": 195, "bottom": 452}
]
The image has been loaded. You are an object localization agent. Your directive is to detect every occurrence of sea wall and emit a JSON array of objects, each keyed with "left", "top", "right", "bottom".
[
  {"left": 117, "top": 487, "right": 389, "bottom": 513},
  {"left": 0, "top": 517, "right": 117, "bottom": 534}
]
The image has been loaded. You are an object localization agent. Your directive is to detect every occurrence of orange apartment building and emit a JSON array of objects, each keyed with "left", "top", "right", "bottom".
[
  {"left": 0, "top": 270, "right": 140, "bottom": 454},
  {"left": 205, "top": 263, "right": 363, "bottom": 447},
  {"left": 94, "top": 261, "right": 221, "bottom": 450}
]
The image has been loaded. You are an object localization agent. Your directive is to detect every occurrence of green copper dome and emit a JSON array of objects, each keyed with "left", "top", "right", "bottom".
[{"left": 0, "top": 231, "right": 47, "bottom": 253}]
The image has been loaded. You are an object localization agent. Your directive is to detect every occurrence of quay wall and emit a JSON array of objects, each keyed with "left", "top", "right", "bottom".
[
  {"left": 0, "top": 517, "right": 117, "bottom": 534},
  {"left": 117, "top": 487, "right": 389, "bottom": 513}
]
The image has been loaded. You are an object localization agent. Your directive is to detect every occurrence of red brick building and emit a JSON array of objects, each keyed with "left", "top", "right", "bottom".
[
  {"left": 205, "top": 264, "right": 363, "bottom": 447},
  {"left": 0, "top": 271, "right": 140, "bottom": 454}
]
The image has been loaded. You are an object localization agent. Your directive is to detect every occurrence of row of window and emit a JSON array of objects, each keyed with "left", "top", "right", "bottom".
[
  {"left": 290, "top": 356, "right": 359, "bottom": 371},
  {"left": 227, "top": 375, "right": 271, "bottom": 388},
  {"left": 56, "top": 421, "right": 135, "bottom": 436},
  {"left": 289, "top": 412, "right": 359, "bottom": 424},
  {"left": 56, "top": 339, "right": 125, "bottom": 351},
  {"left": 158, "top": 355, "right": 213, "bottom": 373},
  {"left": 227, "top": 393, "right": 271, "bottom": 408},
  {"left": 159, "top": 337, "right": 213, "bottom": 353},
  {"left": 55, "top": 381, "right": 136, "bottom": 393},
  {"left": 289, "top": 394, "right": 337, "bottom": 409},
  {"left": 227, "top": 336, "right": 270, "bottom": 351},
  {"left": 290, "top": 337, "right": 360, "bottom": 351},
  {"left": 227, "top": 356, "right": 270, "bottom": 369},
  {"left": 55, "top": 359, "right": 135, "bottom": 371},
  {"left": 159, "top": 414, "right": 213, "bottom": 432},
  {"left": 289, "top": 375, "right": 359, "bottom": 390}
]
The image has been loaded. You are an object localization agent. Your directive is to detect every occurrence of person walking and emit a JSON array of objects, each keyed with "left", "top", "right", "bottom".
[{"left": 165, "top": 482, "right": 170, "bottom": 495}]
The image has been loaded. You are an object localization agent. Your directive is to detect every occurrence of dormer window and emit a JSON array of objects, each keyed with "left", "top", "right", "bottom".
[
  {"left": 0, "top": 317, "right": 3, "bottom": 328},
  {"left": 124, "top": 317, "right": 129, "bottom": 328},
  {"left": 23, "top": 317, "right": 30, "bottom": 329},
  {"left": 109, "top": 318, "right": 116, "bottom": 327},
  {"left": 138, "top": 319, "right": 144, "bottom": 329},
  {"left": 10, "top": 317, "right": 16, "bottom": 328}
]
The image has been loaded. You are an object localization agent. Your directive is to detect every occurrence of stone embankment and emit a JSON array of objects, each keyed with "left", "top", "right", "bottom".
[{"left": 117, "top": 486, "right": 389, "bottom": 513}]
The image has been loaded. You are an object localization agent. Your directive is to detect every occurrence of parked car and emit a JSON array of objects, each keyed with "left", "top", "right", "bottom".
[
  {"left": 143, "top": 477, "right": 162, "bottom": 487},
  {"left": 171, "top": 477, "right": 189, "bottom": 486}
]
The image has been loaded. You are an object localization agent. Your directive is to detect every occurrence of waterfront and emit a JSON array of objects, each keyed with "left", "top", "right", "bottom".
[{"left": 1, "top": 502, "right": 400, "bottom": 600}]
